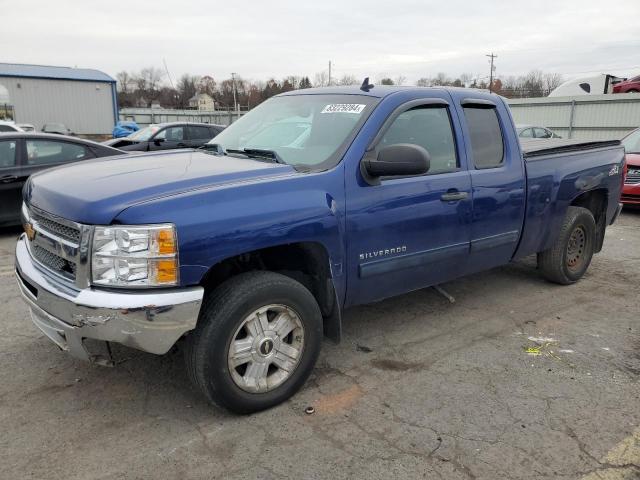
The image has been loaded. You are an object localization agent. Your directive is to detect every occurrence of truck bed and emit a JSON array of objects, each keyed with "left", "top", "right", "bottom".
[
  {"left": 520, "top": 138, "right": 621, "bottom": 160},
  {"left": 513, "top": 138, "right": 625, "bottom": 260}
]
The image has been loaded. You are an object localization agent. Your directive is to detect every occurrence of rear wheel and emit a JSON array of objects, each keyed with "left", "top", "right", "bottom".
[
  {"left": 537, "top": 206, "right": 596, "bottom": 284},
  {"left": 185, "top": 271, "right": 322, "bottom": 413}
]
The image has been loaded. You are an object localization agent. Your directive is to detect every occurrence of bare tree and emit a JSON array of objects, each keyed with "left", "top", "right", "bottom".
[
  {"left": 176, "top": 74, "right": 199, "bottom": 108},
  {"left": 198, "top": 75, "right": 215, "bottom": 97},
  {"left": 116, "top": 71, "right": 133, "bottom": 93},
  {"left": 543, "top": 73, "right": 564, "bottom": 95},
  {"left": 416, "top": 78, "right": 430, "bottom": 87},
  {"left": 338, "top": 74, "right": 358, "bottom": 86},
  {"left": 314, "top": 71, "right": 329, "bottom": 87},
  {"left": 459, "top": 73, "right": 473, "bottom": 87},
  {"left": 394, "top": 75, "right": 407, "bottom": 86},
  {"left": 137, "top": 67, "right": 164, "bottom": 92},
  {"left": 432, "top": 72, "right": 451, "bottom": 86}
]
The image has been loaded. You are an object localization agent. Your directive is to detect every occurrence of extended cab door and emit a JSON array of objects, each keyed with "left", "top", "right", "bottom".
[
  {"left": 451, "top": 95, "right": 526, "bottom": 273},
  {"left": 345, "top": 95, "right": 472, "bottom": 306}
]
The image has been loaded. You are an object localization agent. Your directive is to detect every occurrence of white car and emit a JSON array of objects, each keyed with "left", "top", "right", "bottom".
[
  {"left": 0, "top": 121, "right": 23, "bottom": 133},
  {"left": 516, "top": 124, "right": 562, "bottom": 139},
  {"left": 17, "top": 123, "right": 35, "bottom": 132}
]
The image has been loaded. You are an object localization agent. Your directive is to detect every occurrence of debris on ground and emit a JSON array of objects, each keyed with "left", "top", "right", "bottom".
[{"left": 356, "top": 344, "right": 373, "bottom": 353}]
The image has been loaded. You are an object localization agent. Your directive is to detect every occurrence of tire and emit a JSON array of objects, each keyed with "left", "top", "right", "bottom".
[
  {"left": 185, "top": 271, "right": 322, "bottom": 414},
  {"left": 537, "top": 206, "right": 596, "bottom": 285}
]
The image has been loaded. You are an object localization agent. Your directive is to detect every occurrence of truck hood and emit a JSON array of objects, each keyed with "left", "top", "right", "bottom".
[{"left": 25, "top": 150, "right": 295, "bottom": 224}]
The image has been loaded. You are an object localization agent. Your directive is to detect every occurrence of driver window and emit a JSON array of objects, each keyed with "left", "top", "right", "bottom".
[{"left": 379, "top": 106, "right": 458, "bottom": 174}]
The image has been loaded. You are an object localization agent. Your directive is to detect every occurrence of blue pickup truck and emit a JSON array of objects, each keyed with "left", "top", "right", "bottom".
[{"left": 15, "top": 84, "right": 624, "bottom": 413}]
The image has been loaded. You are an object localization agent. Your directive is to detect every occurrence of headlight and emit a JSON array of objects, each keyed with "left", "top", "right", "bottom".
[{"left": 91, "top": 224, "right": 178, "bottom": 287}]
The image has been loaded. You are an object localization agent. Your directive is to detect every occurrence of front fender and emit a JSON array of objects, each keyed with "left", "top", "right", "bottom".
[{"left": 114, "top": 166, "right": 347, "bottom": 304}]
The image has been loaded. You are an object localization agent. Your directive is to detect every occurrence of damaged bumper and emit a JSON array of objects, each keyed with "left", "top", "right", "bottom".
[{"left": 15, "top": 234, "right": 203, "bottom": 362}]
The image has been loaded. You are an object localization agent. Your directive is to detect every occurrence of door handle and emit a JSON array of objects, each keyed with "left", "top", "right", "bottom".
[
  {"left": 440, "top": 190, "right": 469, "bottom": 202},
  {"left": 0, "top": 175, "right": 18, "bottom": 183}
]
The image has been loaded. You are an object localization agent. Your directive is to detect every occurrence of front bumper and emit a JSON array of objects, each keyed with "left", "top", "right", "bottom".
[
  {"left": 621, "top": 183, "right": 640, "bottom": 205},
  {"left": 15, "top": 234, "right": 204, "bottom": 362}
]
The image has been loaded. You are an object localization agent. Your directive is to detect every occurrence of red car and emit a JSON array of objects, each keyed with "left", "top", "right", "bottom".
[
  {"left": 622, "top": 128, "right": 640, "bottom": 206},
  {"left": 613, "top": 75, "right": 640, "bottom": 94}
]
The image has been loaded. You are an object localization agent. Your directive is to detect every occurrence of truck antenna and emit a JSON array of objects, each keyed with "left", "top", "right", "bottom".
[{"left": 360, "top": 77, "right": 374, "bottom": 92}]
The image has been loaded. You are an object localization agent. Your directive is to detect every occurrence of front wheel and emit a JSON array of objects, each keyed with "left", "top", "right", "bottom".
[
  {"left": 537, "top": 206, "right": 596, "bottom": 284},
  {"left": 185, "top": 271, "right": 322, "bottom": 413}
]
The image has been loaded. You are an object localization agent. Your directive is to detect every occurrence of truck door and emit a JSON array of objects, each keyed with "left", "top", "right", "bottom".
[
  {"left": 345, "top": 96, "right": 472, "bottom": 306},
  {"left": 451, "top": 95, "right": 526, "bottom": 273}
]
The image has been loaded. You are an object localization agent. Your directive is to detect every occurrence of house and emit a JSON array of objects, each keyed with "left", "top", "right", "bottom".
[{"left": 189, "top": 93, "right": 215, "bottom": 111}]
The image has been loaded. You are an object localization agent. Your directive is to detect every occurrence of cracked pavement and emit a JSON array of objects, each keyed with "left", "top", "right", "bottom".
[{"left": 1, "top": 210, "right": 639, "bottom": 479}]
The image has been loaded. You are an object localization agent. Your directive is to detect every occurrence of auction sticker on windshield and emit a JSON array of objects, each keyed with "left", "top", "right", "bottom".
[{"left": 321, "top": 104, "right": 366, "bottom": 114}]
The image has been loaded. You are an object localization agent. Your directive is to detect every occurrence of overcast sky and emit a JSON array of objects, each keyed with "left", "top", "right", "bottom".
[{"left": 2, "top": 0, "right": 639, "bottom": 85}]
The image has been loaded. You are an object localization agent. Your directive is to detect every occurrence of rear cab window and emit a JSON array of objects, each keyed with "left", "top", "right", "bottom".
[{"left": 462, "top": 106, "right": 504, "bottom": 169}]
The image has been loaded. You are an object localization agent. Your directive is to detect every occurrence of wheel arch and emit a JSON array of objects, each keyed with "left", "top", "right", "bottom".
[
  {"left": 570, "top": 188, "right": 608, "bottom": 252},
  {"left": 199, "top": 241, "right": 343, "bottom": 342}
]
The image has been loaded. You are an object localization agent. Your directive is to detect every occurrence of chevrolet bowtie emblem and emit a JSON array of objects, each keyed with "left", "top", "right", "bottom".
[{"left": 24, "top": 222, "right": 36, "bottom": 241}]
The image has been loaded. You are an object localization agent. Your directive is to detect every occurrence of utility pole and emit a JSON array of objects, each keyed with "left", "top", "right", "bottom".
[
  {"left": 328, "top": 61, "right": 332, "bottom": 86},
  {"left": 486, "top": 53, "right": 497, "bottom": 93},
  {"left": 231, "top": 72, "right": 238, "bottom": 114}
]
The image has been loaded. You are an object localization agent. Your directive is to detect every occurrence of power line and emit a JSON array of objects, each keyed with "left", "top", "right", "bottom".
[{"left": 163, "top": 58, "right": 175, "bottom": 90}]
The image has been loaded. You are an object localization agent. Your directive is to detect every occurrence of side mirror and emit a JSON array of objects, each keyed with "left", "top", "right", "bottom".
[
  {"left": 153, "top": 137, "right": 165, "bottom": 145},
  {"left": 361, "top": 143, "right": 430, "bottom": 184}
]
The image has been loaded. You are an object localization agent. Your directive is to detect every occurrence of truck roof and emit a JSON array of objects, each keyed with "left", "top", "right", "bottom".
[{"left": 279, "top": 85, "right": 498, "bottom": 99}]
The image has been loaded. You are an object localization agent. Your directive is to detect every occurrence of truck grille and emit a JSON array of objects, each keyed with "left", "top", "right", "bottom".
[
  {"left": 26, "top": 205, "right": 86, "bottom": 286},
  {"left": 32, "top": 245, "right": 77, "bottom": 280},
  {"left": 31, "top": 211, "right": 81, "bottom": 243},
  {"left": 625, "top": 169, "right": 640, "bottom": 185}
]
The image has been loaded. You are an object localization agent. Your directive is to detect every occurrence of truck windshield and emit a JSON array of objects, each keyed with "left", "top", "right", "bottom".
[
  {"left": 622, "top": 129, "right": 640, "bottom": 154},
  {"left": 207, "top": 94, "right": 379, "bottom": 169}
]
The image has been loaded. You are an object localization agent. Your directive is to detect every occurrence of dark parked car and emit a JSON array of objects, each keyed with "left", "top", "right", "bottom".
[
  {"left": 103, "top": 122, "right": 224, "bottom": 151},
  {"left": 41, "top": 123, "right": 73, "bottom": 135},
  {"left": 516, "top": 124, "right": 561, "bottom": 139},
  {"left": 0, "top": 133, "right": 123, "bottom": 226}
]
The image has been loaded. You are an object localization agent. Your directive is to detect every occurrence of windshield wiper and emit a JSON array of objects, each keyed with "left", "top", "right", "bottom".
[
  {"left": 225, "top": 148, "right": 285, "bottom": 164},
  {"left": 200, "top": 143, "right": 224, "bottom": 154}
]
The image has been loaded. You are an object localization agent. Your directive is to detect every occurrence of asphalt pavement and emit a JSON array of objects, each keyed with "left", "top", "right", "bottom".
[{"left": 1, "top": 211, "right": 639, "bottom": 480}]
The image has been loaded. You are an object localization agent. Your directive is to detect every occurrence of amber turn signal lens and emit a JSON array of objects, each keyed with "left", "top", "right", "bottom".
[
  {"left": 157, "top": 228, "right": 176, "bottom": 255},
  {"left": 154, "top": 259, "right": 178, "bottom": 284}
]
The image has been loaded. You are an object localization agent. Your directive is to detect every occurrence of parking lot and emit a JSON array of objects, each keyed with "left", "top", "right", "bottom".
[{"left": 0, "top": 211, "right": 638, "bottom": 480}]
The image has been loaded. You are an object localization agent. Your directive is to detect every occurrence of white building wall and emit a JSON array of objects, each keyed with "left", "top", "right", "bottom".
[
  {"left": 0, "top": 77, "right": 116, "bottom": 134},
  {"left": 508, "top": 94, "right": 640, "bottom": 140}
]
